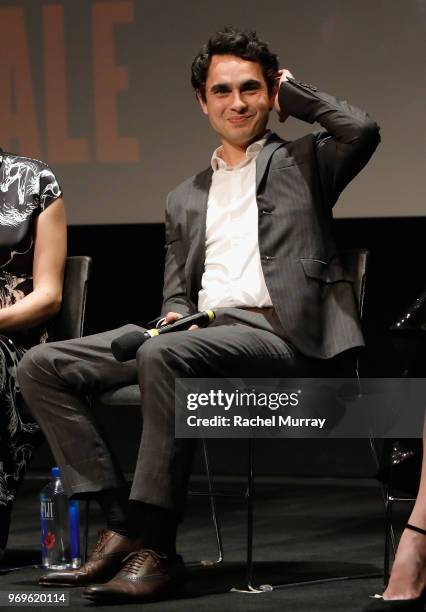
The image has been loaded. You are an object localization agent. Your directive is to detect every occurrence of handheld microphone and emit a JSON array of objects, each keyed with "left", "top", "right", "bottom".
[{"left": 111, "top": 310, "right": 216, "bottom": 362}]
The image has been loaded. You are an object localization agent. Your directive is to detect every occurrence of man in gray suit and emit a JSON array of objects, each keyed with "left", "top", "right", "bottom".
[{"left": 18, "top": 27, "right": 380, "bottom": 603}]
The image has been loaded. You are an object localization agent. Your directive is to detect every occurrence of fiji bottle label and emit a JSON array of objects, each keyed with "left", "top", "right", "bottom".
[
  {"left": 40, "top": 498, "right": 56, "bottom": 553},
  {"left": 41, "top": 500, "right": 54, "bottom": 520}
]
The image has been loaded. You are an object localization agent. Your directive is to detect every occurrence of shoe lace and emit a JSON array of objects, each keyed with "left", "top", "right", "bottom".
[
  {"left": 91, "top": 530, "right": 110, "bottom": 556},
  {"left": 121, "top": 549, "right": 166, "bottom": 575}
]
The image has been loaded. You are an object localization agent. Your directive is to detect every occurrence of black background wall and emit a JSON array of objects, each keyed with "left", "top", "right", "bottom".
[{"left": 32, "top": 217, "right": 426, "bottom": 478}]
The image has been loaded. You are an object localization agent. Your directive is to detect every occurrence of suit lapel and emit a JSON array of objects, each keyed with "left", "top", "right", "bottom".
[
  {"left": 255, "top": 132, "right": 286, "bottom": 191},
  {"left": 186, "top": 166, "right": 212, "bottom": 296}
]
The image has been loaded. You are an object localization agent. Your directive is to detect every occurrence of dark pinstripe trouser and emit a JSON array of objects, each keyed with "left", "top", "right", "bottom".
[{"left": 17, "top": 308, "right": 326, "bottom": 517}]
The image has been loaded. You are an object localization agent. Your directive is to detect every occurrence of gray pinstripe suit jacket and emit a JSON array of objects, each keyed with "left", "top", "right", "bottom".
[{"left": 161, "top": 78, "right": 380, "bottom": 359}]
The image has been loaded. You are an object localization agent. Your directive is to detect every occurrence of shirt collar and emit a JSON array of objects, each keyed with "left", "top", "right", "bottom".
[{"left": 211, "top": 130, "right": 271, "bottom": 172}]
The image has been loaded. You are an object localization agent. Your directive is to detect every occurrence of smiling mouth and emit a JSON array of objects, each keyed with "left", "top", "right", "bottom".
[{"left": 228, "top": 115, "right": 253, "bottom": 124}]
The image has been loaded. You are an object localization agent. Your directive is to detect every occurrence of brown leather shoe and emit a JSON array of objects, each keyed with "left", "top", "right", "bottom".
[
  {"left": 82, "top": 549, "right": 185, "bottom": 602},
  {"left": 39, "top": 530, "right": 143, "bottom": 587}
]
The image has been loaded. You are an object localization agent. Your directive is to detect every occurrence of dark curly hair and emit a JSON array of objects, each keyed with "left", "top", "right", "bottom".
[{"left": 191, "top": 27, "right": 279, "bottom": 102}]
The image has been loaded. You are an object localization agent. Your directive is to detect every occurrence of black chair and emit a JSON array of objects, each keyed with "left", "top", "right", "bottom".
[
  {"left": 46, "top": 256, "right": 92, "bottom": 342},
  {"left": 92, "top": 248, "right": 371, "bottom": 590},
  {"left": 239, "top": 248, "right": 371, "bottom": 592}
]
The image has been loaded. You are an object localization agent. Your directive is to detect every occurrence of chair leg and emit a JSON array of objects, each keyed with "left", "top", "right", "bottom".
[
  {"left": 369, "top": 436, "right": 381, "bottom": 472},
  {"left": 232, "top": 438, "right": 273, "bottom": 593},
  {"left": 246, "top": 438, "right": 255, "bottom": 590},
  {"left": 201, "top": 439, "right": 224, "bottom": 565},
  {"left": 369, "top": 436, "right": 398, "bottom": 585}
]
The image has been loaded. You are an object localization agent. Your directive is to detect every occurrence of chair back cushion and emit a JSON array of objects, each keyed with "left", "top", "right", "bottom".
[
  {"left": 47, "top": 256, "right": 92, "bottom": 341},
  {"left": 340, "top": 248, "right": 369, "bottom": 318}
]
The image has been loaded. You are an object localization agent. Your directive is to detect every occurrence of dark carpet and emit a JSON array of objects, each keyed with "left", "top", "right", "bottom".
[{"left": 0, "top": 476, "right": 410, "bottom": 611}]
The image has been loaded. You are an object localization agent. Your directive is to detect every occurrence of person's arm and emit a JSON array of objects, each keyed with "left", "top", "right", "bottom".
[
  {"left": 161, "top": 190, "right": 197, "bottom": 323},
  {"left": 274, "top": 70, "right": 381, "bottom": 206},
  {"left": 0, "top": 197, "right": 67, "bottom": 331}
]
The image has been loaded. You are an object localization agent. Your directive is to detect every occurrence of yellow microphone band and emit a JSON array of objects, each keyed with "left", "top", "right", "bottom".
[
  {"left": 147, "top": 329, "right": 160, "bottom": 337},
  {"left": 206, "top": 310, "right": 215, "bottom": 322}
]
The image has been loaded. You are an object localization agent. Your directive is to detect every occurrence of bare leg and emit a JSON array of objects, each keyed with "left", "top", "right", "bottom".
[{"left": 383, "top": 418, "right": 426, "bottom": 600}]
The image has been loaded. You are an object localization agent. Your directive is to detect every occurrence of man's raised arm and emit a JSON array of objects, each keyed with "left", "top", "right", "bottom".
[{"left": 276, "top": 72, "right": 381, "bottom": 205}]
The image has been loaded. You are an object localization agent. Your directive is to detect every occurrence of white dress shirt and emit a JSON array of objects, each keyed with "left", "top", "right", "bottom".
[{"left": 198, "top": 132, "right": 273, "bottom": 311}]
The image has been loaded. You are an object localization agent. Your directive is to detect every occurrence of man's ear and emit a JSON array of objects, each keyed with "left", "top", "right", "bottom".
[
  {"left": 269, "top": 79, "right": 280, "bottom": 110},
  {"left": 196, "top": 90, "right": 208, "bottom": 115}
]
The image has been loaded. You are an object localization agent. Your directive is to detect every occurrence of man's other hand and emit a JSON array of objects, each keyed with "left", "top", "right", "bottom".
[
  {"left": 164, "top": 312, "right": 199, "bottom": 331},
  {"left": 274, "top": 69, "right": 294, "bottom": 123},
  {"left": 164, "top": 312, "right": 183, "bottom": 325}
]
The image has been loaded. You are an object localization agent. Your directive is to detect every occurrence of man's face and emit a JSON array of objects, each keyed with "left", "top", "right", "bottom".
[{"left": 198, "top": 55, "right": 276, "bottom": 148}]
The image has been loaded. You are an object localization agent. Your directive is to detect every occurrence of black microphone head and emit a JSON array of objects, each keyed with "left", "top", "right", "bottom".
[{"left": 111, "top": 330, "right": 148, "bottom": 362}]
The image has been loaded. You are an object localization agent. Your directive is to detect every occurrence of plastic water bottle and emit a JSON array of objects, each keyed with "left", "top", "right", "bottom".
[{"left": 40, "top": 467, "right": 81, "bottom": 569}]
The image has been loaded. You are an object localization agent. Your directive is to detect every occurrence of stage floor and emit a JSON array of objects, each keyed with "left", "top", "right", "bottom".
[{"left": 1, "top": 476, "right": 406, "bottom": 611}]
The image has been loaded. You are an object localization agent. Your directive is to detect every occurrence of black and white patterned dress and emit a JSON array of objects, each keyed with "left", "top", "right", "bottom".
[{"left": 0, "top": 149, "right": 62, "bottom": 512}]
